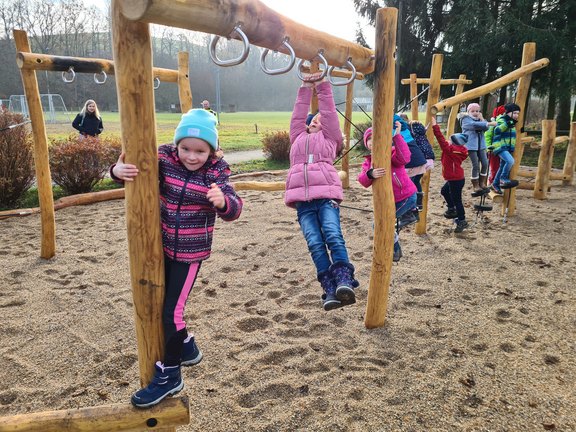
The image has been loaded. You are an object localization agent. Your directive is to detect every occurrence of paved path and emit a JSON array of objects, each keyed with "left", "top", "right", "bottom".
[{"left": 223, "top": 149, "right": 265, "bottom": 164}]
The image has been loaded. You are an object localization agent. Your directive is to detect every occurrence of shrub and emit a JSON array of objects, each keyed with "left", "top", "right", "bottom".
[
  {"left": 0, "top": 110, "right": 35, "bottom": 208},
  {"left": 262, "top": 130, "right": 291, "bottom": 162},
  {"left": 49, "top": 135, "right": 122, "bottom": 195}
]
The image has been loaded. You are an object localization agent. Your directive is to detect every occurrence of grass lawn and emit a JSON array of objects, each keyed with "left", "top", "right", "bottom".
[{"left": 45, "top": 111, "right": 374, "bottom": 151}]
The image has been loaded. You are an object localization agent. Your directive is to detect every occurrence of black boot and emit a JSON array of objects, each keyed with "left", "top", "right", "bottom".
[
  {"left": 416, "top": 192, "right": 424, "bottom": 211},
  {"left": 329, "top": 262, "right": 358, "bottom": 306}
]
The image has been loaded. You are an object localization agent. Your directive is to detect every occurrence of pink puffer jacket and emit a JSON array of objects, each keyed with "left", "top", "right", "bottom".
[
  {"left": 357, "top": 134, "right": 417, "bottom": 203},
  {"left": 284, "top": 82, "right": 343, "bottom": 208}
]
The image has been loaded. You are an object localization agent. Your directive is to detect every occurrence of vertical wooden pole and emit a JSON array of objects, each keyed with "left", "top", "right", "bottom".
[
  {"left": 534, "top": 120, "right": 556, "bottom": 199},
  {"left": 342, "top": 81, "right": 354, "bottom": 188},
  {"left": 414, "top": 54, "right": 443, "bottom": 235},
  {"left": 446, "top": 74, "right": 467, "bottom": 137},
  {"left": 562, "top": 122, "right": 576, "bottom": 185},
  {"left": 13, "top": 30, "right": 56, "bottom": 259},
  {"left": 409, "top": 73, "right": 419, "bottom": 121},
  {"left": 364, "top": 7, "right": 397, "bottom": 329},
  {"left": 503, "top": 42, "right": 535, "bottom": 216},
  {"left": 178, "top": 51, "right": 192, "bottom": 113},
  {"left": 112, "top": 1, "right": 170, "bottom": 421}
]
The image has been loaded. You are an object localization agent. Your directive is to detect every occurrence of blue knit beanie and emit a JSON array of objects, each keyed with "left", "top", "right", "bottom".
[
  {"left": 450, "top": 133, "right": 468, "bottom": 146},
  {"left": 174, "top": 109, "right": 218, "bottom": 150}
]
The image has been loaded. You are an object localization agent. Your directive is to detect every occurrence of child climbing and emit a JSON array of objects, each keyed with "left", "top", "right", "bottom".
[
  {"left": 485, "top": 105, "right": 506, "bottom": 188},
  {"left": 431, "top": 116, "right": 470, "bottom": 233},
  {"left": 409, "top": 120, "right": 436, "bottom": 210},
  {"left": 458, "top": 103, "right": 497, "bottom": 195},
  {"left": 285, "top": 71, "right": 358, "bottom": 311},
  {"left": 358, "top": 120, "right": 418, "bottom": 262},
  {"left": 110, "top": 109, "right": 243, "bottom": 408},
  {"left": 487, "top": 103, "right": 521, "bottom": 194}
]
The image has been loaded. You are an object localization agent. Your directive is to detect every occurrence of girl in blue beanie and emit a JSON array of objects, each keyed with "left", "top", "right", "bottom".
[{"left": 110, "top": 108, "right": 243, "bottom": 408}]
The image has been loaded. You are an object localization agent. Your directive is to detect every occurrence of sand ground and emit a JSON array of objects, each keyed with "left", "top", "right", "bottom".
[{"left": 1, "top": 166, "right": 575, "bottom": 431}]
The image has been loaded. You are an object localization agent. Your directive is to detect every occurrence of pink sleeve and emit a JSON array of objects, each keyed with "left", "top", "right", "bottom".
[
  {"left": 391, "top": 134, "right": 411, "bottom": 167},
  {"left": 357, "top": 157, "right": 373, "bottom": 188},
  {"left": 316, "top": 81, "right": 343, "bottom": 153},
  {"left": 290, "top": 86, "right": 312, "bottom": 143}
]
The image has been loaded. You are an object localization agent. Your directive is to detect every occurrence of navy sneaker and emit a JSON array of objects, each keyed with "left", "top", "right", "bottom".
[
  {"left": 443, "top": 207, "right": 457, "bottom": 219},
  {"left": 318, "top": 270, "right": 342, "bottom": 311},
  {"left": 181, "top": 335, "right": 203, "bottom": 367},
  {"left": 490, "top": 185, "right": 503, "bottom": 195},
  {"left": 393, "top": 241, "right": 402, "bottom": 262},
  {"left": 454, "top": 219, "right": 469, "bottom": 233},
  {"left": 131, "top": 362, "right": 183, "bottom": 408}
]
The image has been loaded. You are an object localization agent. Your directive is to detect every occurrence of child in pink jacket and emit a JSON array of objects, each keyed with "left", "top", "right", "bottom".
[
  {"left": 358, "top": 121, "right": 418, "bottom": 262},
  {"left": 285, "top": 72, "right": 358, "bottom": 311}
]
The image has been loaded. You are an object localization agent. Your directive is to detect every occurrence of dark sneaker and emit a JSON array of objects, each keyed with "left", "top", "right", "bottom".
[
  {"left": 393, "top": 242, "right": 402, "bottom": 262},
  {"left": 471, "top": 188, "right": 489, "bottom": 197},
  {"left": 454, "top": 219, "right": 469, "bottom": 233},
  {"left": 131, "top": 362, "right": 183, "bottom": 408},
  {"left": 181, "top": 336, "right": 203, "bottom": 367},
  {"left": 490, "top": 185, "right": 503, "bottom": 195},
  {"left": 330, "top": 262, "right": 357, "bottom": 306},
  {"left": 500, "top": 179, "right": 519, "bottom": 189},
  {"left": 443, "top": 208, "right": 457, "bottom": 219},
  {"left": 321, "top": 292, "right": 342, "bottom": 311},
  {"left": 397, "top": 210, "right": 418, "bottom": 229}
]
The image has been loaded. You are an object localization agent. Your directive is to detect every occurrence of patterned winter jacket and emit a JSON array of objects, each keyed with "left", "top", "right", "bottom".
[
  {"left": 111, "top": 144, "right": 243, "bottom": 263},
  {"left": 284, "top": 82, "right": 343, "bottom": 207},
  {"left": 459, "top": 113, "right": 490, "bottom": 151},
  {"left": 490, "top": 114, "right": 517, "bottom": 155},
  {"left": 358, "top": 134, "right": 417, "bottom": 203},
  {"left": 432, "top": 124, "right": 468, "bottom": 181}
]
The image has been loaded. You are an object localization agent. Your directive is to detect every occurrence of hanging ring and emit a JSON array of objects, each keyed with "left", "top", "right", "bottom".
[
  {"left": 209, "top": 24, "right": 251, "bottom": 67},
  {"left": 327, "top": 58, "right": 357, "bottom": 86},
  {"left": 94, "top": 71, "right": 107, "bottom": 85},
  {"left": 153, "top": 77, "right": 160, "bottom": 90},
  {"left": 260, "top": 38, "right": 296, "bottom": 75},
  {"left": 62, "top": 67, "right": 75, "bottom": 83},
  {"left": 296, "top": 50, "right": 328, "bottom": 82}
]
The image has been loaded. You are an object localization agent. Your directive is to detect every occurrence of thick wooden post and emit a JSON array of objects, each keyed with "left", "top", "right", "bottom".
[
  {"left": 409, "top": 73, "right": 419, "bottom": 121},
  {"left": 177, "top": 51, "right": 192, "bottom": 113},
  {"left": 533, "top": 120, "right": 556, "bottom": 199},
  {"left": 342, "top": 80, "right": 354, "bottom": 188},
  {"left": 562, "top": 122, "right": 576, "bottom": 185},
  {"left": 364, "top": 7, "right": 397, "bottom": 329},
  {"left": 414, "top": 54, "right": 443, "bottom": 235},
  {"left": 112, "top": 0, "right": 169, "bottom": 419},
  {"left": 503, "top": 42, "right": 535, "bottom": 216},
  {"left": 13, "top": 30, "right": 55, "bottom": 259},
  {"left": 446, "top": 74, "right": 467, "bottom": 137}
]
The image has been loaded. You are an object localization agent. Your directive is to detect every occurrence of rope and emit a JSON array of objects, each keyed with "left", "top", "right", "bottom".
[
  {"left": 338, "top": 203, "right": 373, "bottom": 213},
  {"left": 0, "top": 119, "right": 31, "bottom": 133},
  {"left": 395, "top": 86, "right": 429, "bottom": 114}
]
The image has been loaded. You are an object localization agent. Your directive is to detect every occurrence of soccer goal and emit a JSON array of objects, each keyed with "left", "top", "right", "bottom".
[{"left": 8, "top": 93, "right": 71, "bottom": 124}]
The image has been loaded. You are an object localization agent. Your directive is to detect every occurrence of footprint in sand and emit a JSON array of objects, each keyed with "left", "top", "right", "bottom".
[
  {"left": 237, "top": 383, "right": 302, "bottom": 409},
  {"left": 236, "top": 316, "right": 272, "bottom": 332}
]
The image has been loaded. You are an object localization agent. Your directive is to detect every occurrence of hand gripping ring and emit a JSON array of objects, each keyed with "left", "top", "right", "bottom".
[
  {"left": 327, "top": 58, "right": 357, "bottom": 86},
  {"left": 62, "top": 67, "right": 75, "bottom": 83},
  {"left": 260, "top": 38, "right": 296, "bottom": 75},
  {"left": 153, "top": 77, "right": 160, "bottom": 90},
  {"left": 209, "top": 24, "right": 251, "bottom": 67},
  {"left": 94, "top": 71, "right": 107, "bottom": 85},
  {"left": 296, "top": 50, "right": 328, "bottom": 82}
]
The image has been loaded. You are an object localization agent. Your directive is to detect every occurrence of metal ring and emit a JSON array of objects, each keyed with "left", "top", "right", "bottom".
[
  {"left": 153, "top": 77, "right": 160, "bottom": 90},
  {"left": 209, "top": 24, "right": 251, "bottom": 67},
  {"left": 94, "top": 71, "right": 107, "bottom": 85},
  {"left": 260, "top": 38, "right": 296, "bottom": 75},
  {"left": 328, "top": 58, "right": 357, "bottom": 86},
  {"left": 62, "top": 67, "right": 75, "bottom": 83},
  {"left": 296, "top": 50, "right": 328, "bottom": 81}
]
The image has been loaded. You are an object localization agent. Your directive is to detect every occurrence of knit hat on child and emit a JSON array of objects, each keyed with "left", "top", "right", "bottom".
[
  {"left": 174, "top": 109, "right": 218, "bottom": 150},
  {"left": 504, "top": 103, "right": 521, "bottom": 114},
  {"left": 363, "top": 127, "right": 373, "bottom": 148},
  {"left": 467, "top": 103, "right": 481, "bottom": 113},
  {"left": 450, "top": 133, "right": 468, "bottom": 146}
]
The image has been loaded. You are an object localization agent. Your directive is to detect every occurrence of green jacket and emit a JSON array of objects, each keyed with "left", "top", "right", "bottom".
[{"left": 486, "top": 114, "right": 517, "bottom": 155}]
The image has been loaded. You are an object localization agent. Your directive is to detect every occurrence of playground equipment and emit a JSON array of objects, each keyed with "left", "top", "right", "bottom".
[{"left": 3, "top": 1, "right": 403, "bottom": 430}]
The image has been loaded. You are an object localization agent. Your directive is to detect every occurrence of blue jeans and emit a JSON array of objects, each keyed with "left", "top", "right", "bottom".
[
  {"left": 493, "top": 150, "right": 515, "bottom": 185},
  {"left": 296, "top": 199, "right": 349, "bottom": 276},
  {"left": 395, "top": 193, "right": 417, "bottom": 218}
]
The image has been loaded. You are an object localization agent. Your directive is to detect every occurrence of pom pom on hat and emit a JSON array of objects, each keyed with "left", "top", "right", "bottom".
[
  {"left": 363, "top": 127, "right": 373, "bottom": 148},
  {"left": 504, "top": 103, "right": 521, "bottom": 114},
  {"left": 174, "top": 109, "right": 218, "bottom": 150},
  {"left": 467, "top": 103, "right": 481, "bottom": 113},
  {"left": 492, "top": 105, "right": 506, "bottom": 118},
  {"left": 450, "top": 133, "right": 468, "bottom": 146}
]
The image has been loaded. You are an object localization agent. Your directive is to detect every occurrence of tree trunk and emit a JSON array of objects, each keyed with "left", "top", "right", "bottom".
[{"left": 557, "top": 91, "right": 571, "bottom": 131}]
